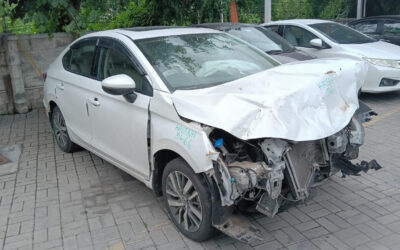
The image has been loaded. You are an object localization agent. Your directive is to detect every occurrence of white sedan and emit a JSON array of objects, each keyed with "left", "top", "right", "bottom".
[
  {"left": 43, "top": 27, "right": 380, "bottom": 243},
  {"left": 262, "top": 19, "right": 400, "bottom": 93}
]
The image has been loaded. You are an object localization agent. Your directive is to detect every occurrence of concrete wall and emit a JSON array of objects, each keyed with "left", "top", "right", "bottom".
[
  {"left": 0, "top": 36, "right": 9, "bottom": 114},
  {"left": 0, "top": 33, "right": 74, "bottom": 114}
]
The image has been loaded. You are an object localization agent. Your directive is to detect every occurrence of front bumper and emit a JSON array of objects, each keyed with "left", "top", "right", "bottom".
[{"left": 362, "top": 64, "right": 400, "bottom": 93}]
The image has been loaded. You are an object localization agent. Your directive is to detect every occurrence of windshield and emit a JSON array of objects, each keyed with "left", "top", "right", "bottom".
[
  {"left": 135, "top": 33, "right": 278, "bottom": 91},
  {"left": 226, "top": 26, "right": 295, "bottom": 53},
  {"left": 310, "top": 22, "right": 375, "bottom": 44}
]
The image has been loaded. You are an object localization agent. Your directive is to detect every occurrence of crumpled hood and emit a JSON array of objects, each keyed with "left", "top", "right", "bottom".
[{"left": 171, "top": 58, "right": 368, "bottom": 141}]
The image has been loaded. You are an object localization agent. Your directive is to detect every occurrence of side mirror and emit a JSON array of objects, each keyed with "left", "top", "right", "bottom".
[
  {"left": 310, "top": 38, "right": 323, "bottom": 49},
  {"left": 102, "top": 74, "right": 137, "bottom": 103}
]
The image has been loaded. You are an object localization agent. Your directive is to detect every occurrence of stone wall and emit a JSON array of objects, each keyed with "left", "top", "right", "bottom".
[{"left": 0, "top": 33, "right": 74, "bottom": 114}]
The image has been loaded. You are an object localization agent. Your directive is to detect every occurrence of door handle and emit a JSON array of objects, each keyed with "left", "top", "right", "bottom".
[
  {"left": 56, "top": 83, "right": 64, "bottom": 90},
  {"left": 88, "top": 97, "right": 100, "bottom": 107}
]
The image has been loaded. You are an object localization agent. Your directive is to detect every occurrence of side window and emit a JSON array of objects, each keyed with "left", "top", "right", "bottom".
[
  {"left": 383, "top": 20, "right": 400, "bottom": 36},
  {"left": 69, "top": 39, "right": 97, "bottom": 77},
  {"left": 352, "top": 21, "right": 378, "bottom": 34},
  {"left": 99, "top": 43, "right": 150, "bottom": 95},
  {"left": 266, "top": 25, "right": 280, "bottom": 34},
  {"left": 283, "top": 26, "right": 317, "bottom": 47},
  {"left": 62, "top": 50, "right": 72, "bottom": 70}
]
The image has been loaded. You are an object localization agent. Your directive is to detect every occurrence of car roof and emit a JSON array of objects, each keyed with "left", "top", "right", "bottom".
[
  {"left": 263, "top": 19, "right": 333, "bottom": 26},
  {"left": 81, "top": 26, "right": 221, "bottom": 41},
  {"left": 349, "top": 15, "right": 400, "bottom": 24},
  {"left": 193, "top": 22, "right": 258, "bottom": 30}
]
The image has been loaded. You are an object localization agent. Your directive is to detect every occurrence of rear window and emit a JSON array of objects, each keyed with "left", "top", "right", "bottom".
[
  {"left": 383, "top": 20, "right": 400, "bottom": 36},
  {"left": 63, "top": 39, "right": 97, "bottom": 77},
  {"left": 352, "top": 21, "right": 378, "bottom": 34},
  {"left": 226, "top": 27, "right": 294, "bottom": 53}
]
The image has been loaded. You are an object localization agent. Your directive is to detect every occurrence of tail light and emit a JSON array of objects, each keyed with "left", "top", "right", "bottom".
[{"left": 42, "top": 72, "right": 47, "bottom": 81}]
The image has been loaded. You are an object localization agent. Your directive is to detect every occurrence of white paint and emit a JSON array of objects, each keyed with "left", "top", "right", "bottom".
[
  {"left": 101, "top": 74, "right": 136, "bottom": 89},
  {"left": 262, "top": 20, "right": 400, "bottom": 93},
  {"left": 171, "top": 58, "right": 367, "bottom": 141}
]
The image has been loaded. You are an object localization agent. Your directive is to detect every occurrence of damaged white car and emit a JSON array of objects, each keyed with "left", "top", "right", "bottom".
[{"left": 43, "top": 27, "right": 381, "bottom": 243}]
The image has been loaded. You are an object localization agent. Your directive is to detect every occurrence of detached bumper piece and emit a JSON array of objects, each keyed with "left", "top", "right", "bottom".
[
  {"left": 214, "top": 213, "right": 263, "bottom": 244},
  {"left": 331, "top": 154, "right": 382, "bottom": 177}
]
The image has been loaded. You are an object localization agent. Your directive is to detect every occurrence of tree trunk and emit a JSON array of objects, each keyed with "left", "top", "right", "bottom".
[{"left": 71, "top": 0, "right": 82, "bottom": 11}]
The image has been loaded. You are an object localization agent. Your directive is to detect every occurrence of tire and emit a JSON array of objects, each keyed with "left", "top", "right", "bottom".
[
  {"left": 162, "top": 158, "right": 214, "bottom": 241},
  {"left": 51, "top": 106, "right": 80, "bottom": 153}
]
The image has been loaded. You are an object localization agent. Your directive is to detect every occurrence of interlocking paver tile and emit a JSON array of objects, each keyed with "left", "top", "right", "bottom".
[{"left": 0, "top": 93, "right": 400, "bottom": 249}]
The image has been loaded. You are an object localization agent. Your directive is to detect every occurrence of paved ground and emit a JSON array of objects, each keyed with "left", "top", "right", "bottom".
[{"left": 0, "top": 92, "right": 400, "bottom": 250}]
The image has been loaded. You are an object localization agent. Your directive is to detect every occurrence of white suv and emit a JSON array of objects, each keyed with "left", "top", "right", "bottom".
[{"left": 43, "top": 27, "right": 381, "bottom": 243}]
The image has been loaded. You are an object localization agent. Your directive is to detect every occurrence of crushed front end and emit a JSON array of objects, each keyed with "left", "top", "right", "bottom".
[{"left": 204, "top": 101, "right": 381, "bottom": 243}]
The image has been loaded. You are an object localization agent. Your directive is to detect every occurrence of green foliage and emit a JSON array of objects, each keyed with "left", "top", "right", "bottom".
[
  {"left": 236, "top": 0, "right": 263, "bottom": 23},
  {"left": 108, "top": 0, "right": 153, "bottom": 28},
  {"left": 272, "top": 0, "right": 312, "bottom": 20},
  {"left": 12, "top": 0, "right": 83, "bottom": 36},
  {"left": 4, "top": 0, "right": 400, "bottom": 35},
  {"left": 150, "top": 0, "right": 223, "bottom": 25},
  {"left": 0, "top": 0, "right": 17, "bottom": 18},
  {"left": 0, "top": 16, "right": 37, "bottom": 34}
]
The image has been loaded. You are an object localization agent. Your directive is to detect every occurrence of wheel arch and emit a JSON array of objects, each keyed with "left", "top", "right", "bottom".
[
  {"left": 151, "top": 149, "right": 186, "bottom": 196},
  {"left": 48, "top": 100, "right": 59, "bottom": 126}
]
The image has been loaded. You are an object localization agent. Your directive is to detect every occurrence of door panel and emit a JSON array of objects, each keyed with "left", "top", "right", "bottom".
[
  {"left": 89, "top": 91, "right": 151, "bottom": 177},
  {"left": 89, "top": 39, "right": 151, "bottom": 177},
  {"left": 57, "top": 38, "right": 98, "bottom": 143},
  {"left": 59, "top": 74, "right": 98, "bottom": 143}
]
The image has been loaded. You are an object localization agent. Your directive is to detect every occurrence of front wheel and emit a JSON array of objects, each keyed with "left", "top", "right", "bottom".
[
  {"left": 51, "top": 106, "right": 79, "bottom": 153},
  {"left": 162, "top": 158, "right": 214, "bottom": 241}
]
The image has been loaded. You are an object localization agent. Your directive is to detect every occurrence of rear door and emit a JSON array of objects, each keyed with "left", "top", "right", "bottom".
[
  {"left": 58, "top": 38, "right": 99, "bottom": 143},
  {"left": 88, "top": 37, "right": 153, "bottom": 178}
]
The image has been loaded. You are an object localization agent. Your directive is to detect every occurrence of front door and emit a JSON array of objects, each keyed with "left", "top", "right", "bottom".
[
  {"left": 88, "top": 38, "right": 152, "bottom": 178},
  {"left": 282, "top": 25, "right": 322, "bottom": 55}
]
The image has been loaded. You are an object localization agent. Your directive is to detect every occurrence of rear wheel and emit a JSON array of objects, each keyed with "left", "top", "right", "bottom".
[
  {"left": 51, "top": 106, "right": 79, "bottom": 153},
  {"left": 162, "top": 158, "right": 214, "bottom": 241}
]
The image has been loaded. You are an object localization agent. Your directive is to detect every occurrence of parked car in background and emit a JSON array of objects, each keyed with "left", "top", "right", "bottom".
[
  {"left": 263, "top": 19, "right": 400, "bottom": 93},
  {"left": 348, "top": 15, "right": 400, "bottom": 46},
  {"left": 194, "top": 23, "right": 314, "bottom": 63},
  {"left": 43, "top": 27, "right": 381, "bottom": 243}
]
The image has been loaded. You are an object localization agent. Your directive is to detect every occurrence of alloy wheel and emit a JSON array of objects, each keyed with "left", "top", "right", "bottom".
[
  {"left": 52, "top": 111, "right": 68, "bottom": 148},
  {"left": 165, "top": 170, "right": 203, "bottom": 232}
]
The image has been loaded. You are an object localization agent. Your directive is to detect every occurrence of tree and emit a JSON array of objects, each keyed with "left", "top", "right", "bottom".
[
  {"left": 149, "top": 0, "right": 223, "bottom": 25},
  {"left": 12, "top": 0, "right": 83, "bottom": 34},
  {"left": 366, "top": 0, "right": 400, "bottom": 16},
  {"left": 1, "top": 0, "right": 18, "bottom": 32}
]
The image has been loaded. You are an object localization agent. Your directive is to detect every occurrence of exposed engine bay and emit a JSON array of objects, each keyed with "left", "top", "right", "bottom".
[{"left": 204, "top": 101, "right": 382, "bottom": 242}]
